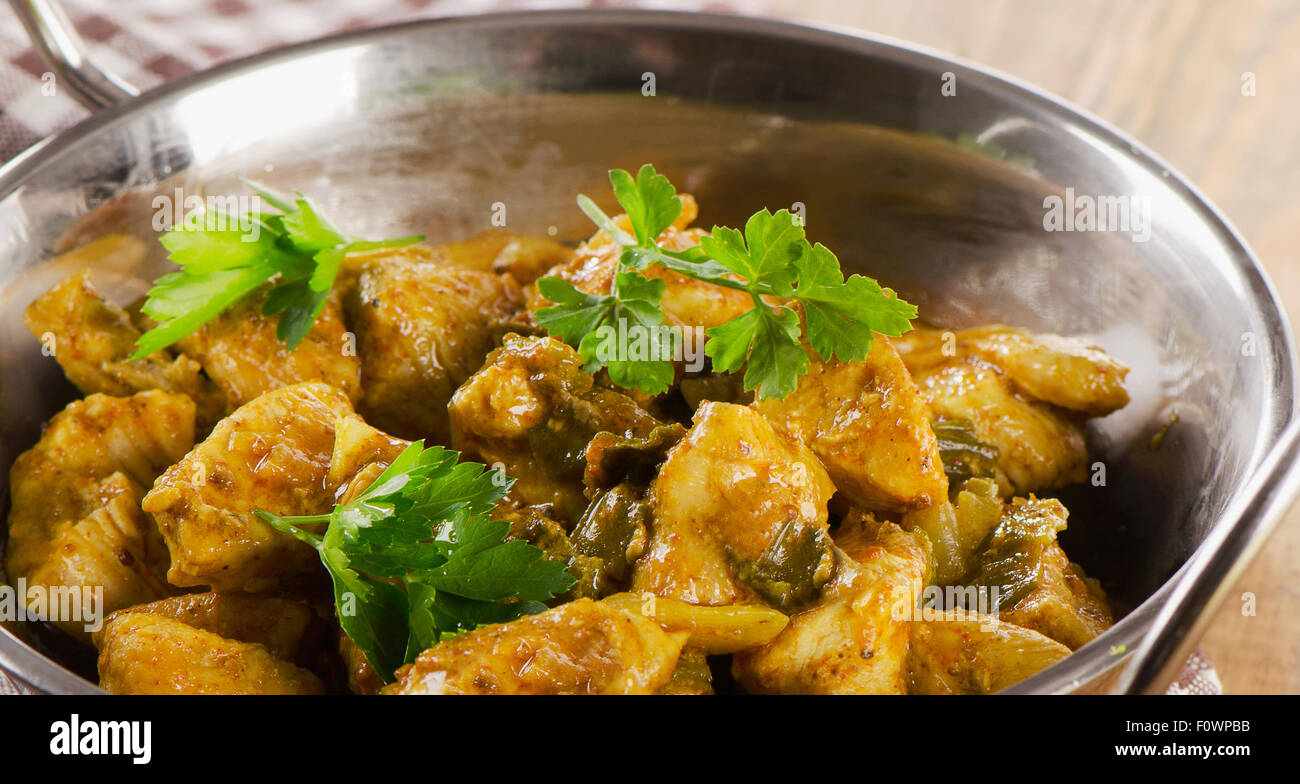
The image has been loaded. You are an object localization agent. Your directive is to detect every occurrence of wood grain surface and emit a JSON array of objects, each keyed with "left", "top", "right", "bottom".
[{"left": 763, "top": 0, "right": 1300, "bottom": 693}]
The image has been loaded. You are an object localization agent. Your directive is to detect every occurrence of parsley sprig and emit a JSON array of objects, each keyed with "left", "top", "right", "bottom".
[
  {"left": 535, "top": 165, "right": 918, "bottom": 400},
  {"left": 256, "top": 442, "right": 575, "bottom": 683},
  {"left": 130, "top": 180, "right": 422, "bottom": 359}
]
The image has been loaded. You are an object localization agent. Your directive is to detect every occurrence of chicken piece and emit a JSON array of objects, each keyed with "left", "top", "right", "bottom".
[
  {"left": 913, "top": 359, "right": 1088, "bottom": 494},
  {"left": 142, "top": 383, "right": 353, "bottom": 592},
  {"left": 24, "top": 269, "right": 226, "bottom": 426},
  {"left": 95, "top": 612, "right": 325, "bottom": 695},
  {"left": 347, "top": 252, "right": 522, "bottom": 443},
  {"left": 325, "top": 413, "right": 410, "bottom": 505},
  {"left": 337, "top": 237, "right": 541, "bottom": 296},
  {"left": 337, "top": 243, "right": 439, "bottom": 295},
  {"left": 6, "top": 390, "right": 194, "bottom": 577},
  {"left": 528, "top": 194, "right": 754, "bottom": 336},
  {"left": 834, "top": 510, "right": 934, "bottom": 571},
  {"left": 733, "top": 517, "right": 929, "bottom": 694},
  {"left": 907, "top": 609, "right": 1072, "bottom": 694},
  {"left": 966, "top": 328, "right": 1128, "bottom": 415},
  {"left": 970, "top": 496, "right": 1113, "bottom": 649},
  {"left": 895, "top": 325, "right": 1128, "bottom": 495},
  {"left": 631, "top": 402, "right": 837, "bottom": 609},
  {"left": 174, "top": 285, "right": 360, "bottom": 412},
  {"left": 116, "top": 592, "right": 327, "bottom": 669},
  {"left": 899, "top": 325, "right": 1129, "bottom": 416},
  {"left": 490, "top": 235, "right": 575, "bottom": 285},
  {"left": 754, "top": 337, "right": 947, "bottom": 513},
  {"left": 23, "top": 473, "right": 171, "bottom": 640},
  {"left": 432, "top": 229, "right": 521, "bottom": 271},
  {"left": 380, "top": 229, "right": 573, "bottom": 285},
  {"left": 5, "top": 392, "right": 195, "bottom": 637},
  {"left": 648, "top": 254, "right": 757, "bottom": 334},
  {"left": 384, "top": 598, "right": 686, "bottom": 695},
  {"left": 449, "top": 334, "right": 665, "bottom": 523}
]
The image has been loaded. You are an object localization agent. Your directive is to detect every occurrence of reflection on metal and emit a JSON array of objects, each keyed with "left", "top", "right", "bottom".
[{"left": 7, "top": 0, "right": 140, "bottom": 109}]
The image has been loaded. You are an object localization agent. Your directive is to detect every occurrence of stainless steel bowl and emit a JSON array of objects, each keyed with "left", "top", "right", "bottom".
[{"left": 1, "top": 6, "right": 1296, "bottom": 695}]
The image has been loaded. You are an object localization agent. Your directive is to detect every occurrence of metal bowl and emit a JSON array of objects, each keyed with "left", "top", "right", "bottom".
[{"left": 1, "top": 7, "right": 1296, "bottom": 694}]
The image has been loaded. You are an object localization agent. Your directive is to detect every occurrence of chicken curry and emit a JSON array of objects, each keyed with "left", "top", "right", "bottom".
[{"left": 3, "top": 165, "right": 1128, "bottom": 694}]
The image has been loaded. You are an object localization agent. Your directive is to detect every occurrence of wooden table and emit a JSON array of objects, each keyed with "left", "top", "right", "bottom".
[{"left": 765, "top": 0, "right": 1300, "bottom": 693}]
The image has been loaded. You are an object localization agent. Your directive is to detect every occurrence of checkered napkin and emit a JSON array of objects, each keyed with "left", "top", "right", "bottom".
[
  {"left": 0, "top": 0, "right": 766, "bottom": 161},
  {"left": 0, "top": 0, "right": 1220, "bottom": 696}
]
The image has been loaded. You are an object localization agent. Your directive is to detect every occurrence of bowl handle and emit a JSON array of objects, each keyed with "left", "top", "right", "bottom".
[
  {"left": 7, "top": 0, "right": 139, "bottom": 109},
  {"left": 1114, "top": 416, "right": 1300, "bottom": 693}
]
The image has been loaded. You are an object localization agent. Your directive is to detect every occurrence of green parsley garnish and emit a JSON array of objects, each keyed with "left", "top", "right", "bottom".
[
  {"left": 255, "top": 442, "right": 575, "bottom": 683},
  {"left": 534, "top": 164, "right": 918, "bottom": 400},
  {"left": 130, "top": 179, "right": 423, "bottom": 359}
]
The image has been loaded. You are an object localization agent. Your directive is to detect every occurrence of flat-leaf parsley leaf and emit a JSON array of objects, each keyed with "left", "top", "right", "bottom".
[
  {"left": 131, "top": 180, "right": 422, "bottom": 359},
  {"left": 256, "top": 442, "right": 574, "bottom": 683},
  {"left": 534, "top": 164, "right": 918, "bottom": 400}
]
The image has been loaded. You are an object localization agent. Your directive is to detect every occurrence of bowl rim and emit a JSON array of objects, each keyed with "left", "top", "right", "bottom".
[{"left": 1, "top": 7, "right": 1295, "bottom": 695}]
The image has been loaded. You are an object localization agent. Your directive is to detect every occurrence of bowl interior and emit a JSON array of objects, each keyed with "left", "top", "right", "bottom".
[{"left": 0, "top": 11, "right": 1292, "bottom": 692}]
